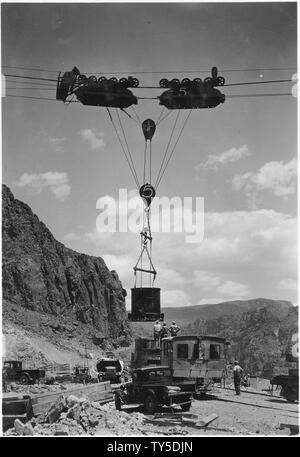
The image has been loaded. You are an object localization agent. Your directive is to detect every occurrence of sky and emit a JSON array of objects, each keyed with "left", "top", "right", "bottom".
[{"left": 1, "top": 2, "right": 298, "bottom": 309}]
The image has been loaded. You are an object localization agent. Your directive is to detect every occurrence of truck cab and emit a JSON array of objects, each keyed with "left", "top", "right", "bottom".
[
  {"left": 161, "top": 335, "right": 228, "bottom": 393},
  {"left": 131, "top": 335, "right": 229, "bottom": 394}
]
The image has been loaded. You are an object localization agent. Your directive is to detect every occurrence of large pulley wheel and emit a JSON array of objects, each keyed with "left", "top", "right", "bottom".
[{"left": 139, "top": 184, "right": 156, "bottom": 208}]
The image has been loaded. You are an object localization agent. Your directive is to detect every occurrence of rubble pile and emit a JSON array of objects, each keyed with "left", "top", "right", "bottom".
[
  {"left": 5, "top": 382, "right": 70, "bottom": 395},
  {"left": 4, "top": 394, "right": 148, "bottom": 436}
]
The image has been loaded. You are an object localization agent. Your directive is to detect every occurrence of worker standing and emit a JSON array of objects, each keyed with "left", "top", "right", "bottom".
[
  {"left": 160, "top": 323, "right": 169, "bottom": 340},
  {"left": 233, "top": 361, "right": 244, "bottom": 395},
  {"left": 153, "top": 320, "right": 162, "bottom": 346},
  {"left": 169, "top": 321, "right": 180, "bottom": 337}
]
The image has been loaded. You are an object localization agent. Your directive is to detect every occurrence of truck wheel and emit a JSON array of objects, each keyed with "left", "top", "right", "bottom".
[
  {"left": 115, "top": 393, "right": 122, "bottom": 411},
  {"left": 282, "top": 388, "right": 297, "bottom": 402},
  {"left": 181, "top": 402, "right": 192, "bottom": 412},
  {"left": 19, "top": 374, "right": 29, "bottom": 385},
  {"left": 144, "top": 394, "right": 157, "bottom": 414}
]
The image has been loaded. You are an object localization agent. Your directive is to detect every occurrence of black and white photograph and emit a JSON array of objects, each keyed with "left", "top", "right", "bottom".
[{"left": 1, "top": 1, "right": 298, "bottom": 440}]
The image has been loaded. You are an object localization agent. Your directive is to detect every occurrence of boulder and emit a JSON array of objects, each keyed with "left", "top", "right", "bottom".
[{"left": 14, "top": 419, "right": 24, "bottom": 436}]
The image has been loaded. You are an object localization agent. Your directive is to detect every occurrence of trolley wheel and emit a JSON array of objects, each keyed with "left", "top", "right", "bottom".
[
  {"left": 159, "top": 78, "right": 169, "bottom": 88},
  {"left": 171, "top": 78, "right": 180, "bottom": 86},
  {"left": 193, "top": 77, "right": 202, "bottom": 84},
  {"left": 78, "top": 74, "right": 88, "bottom": 85},
  {"left": 181, "top": 78, "right": 191, "bottom": 85},
  {"left": 217, "top": 76, "right": 225, "bottom": 86},
  {"left": 119, "top": 77, "right": 128, "bottom": 86},
  {"left": 98, "top": 76, "right": 107, "bottom": 84},
  {"left": 88, "top": 75, "right": 97, "bottom": 83},
  {"left": 131, "top": 77, "right": 139, "bottom": 87},
  {"left": 109, "top": 77, "right": 118, "bottom": 84},
  {"left": 204, "top": 77, "right": 212, "bottom": 85}
]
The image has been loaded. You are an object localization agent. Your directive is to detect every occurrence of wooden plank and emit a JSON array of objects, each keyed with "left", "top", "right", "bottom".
[
  {"left": 31, "top": 383, "right": 113, "bottom": 416},
  {"left": 32, "top": 392, "right": 113, "bottom": 416},
  {"left": 196, "top": 413, "right": 219, "bottom": 428},
  {"left": 2, "top": 414, "right": 27, "bottom": 432},
  {"left": 280, "top": 423, "right": 299, "bottom": 435},
  {"left": 31, "top": 382, "right": 109, "bottom": 406}
]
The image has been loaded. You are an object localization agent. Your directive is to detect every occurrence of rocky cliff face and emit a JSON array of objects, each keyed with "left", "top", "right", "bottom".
[
  {"left": 2, "top": 185, "right": 131, "bottom": 343},
  {"left": 184, "top": 302, "right": 298, "bottom": 376}
]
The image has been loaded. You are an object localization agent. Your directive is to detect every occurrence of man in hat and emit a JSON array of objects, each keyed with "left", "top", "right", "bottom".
[
  {"left": 169, "top": 321, "right": 180, "bottom": 337},
  {"left": 160, "top": 323, "right": 169, "bottom": 340},
  {"left": 153, "top": 320, "right": 162, "bottom": 347},
  {"left": 233, "top": 361, "right": 244, "bottom": 395}
]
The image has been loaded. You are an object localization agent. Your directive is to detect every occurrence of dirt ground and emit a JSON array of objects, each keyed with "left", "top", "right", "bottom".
[
  {"left": 106, "top": 387, "right": 299, "bottom": 437},
  {"left": 3, "top": 384, "right": 298, "bottom": 437}
]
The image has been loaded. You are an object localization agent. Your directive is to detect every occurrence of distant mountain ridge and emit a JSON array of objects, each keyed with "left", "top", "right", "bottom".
[{"left": 163, "top": 298, "right": 294, "bottom": 328}]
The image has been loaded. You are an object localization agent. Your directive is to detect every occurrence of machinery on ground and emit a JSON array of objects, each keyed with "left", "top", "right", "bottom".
[
  {"left": 114, "top": 366, "right": 193, "bottom": 413},
  {"left": 131, "top": 335, "right": 230, "bottom": 395},
  {"left": 270, "top": 331, "right": 298, "bottom": 402},
  {"left": 2, "top": 360, "right": 45, "bottom": 385},
  {"left": 270, "top": 369, "right": 298, "bottom": 402},
  {"left": 96, "top": 353, "right": 124, "bottom": 383}
]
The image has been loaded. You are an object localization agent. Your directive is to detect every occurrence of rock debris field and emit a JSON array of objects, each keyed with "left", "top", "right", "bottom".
[{"left": 3, "top": 383, "right": 299, "bottom": 436}]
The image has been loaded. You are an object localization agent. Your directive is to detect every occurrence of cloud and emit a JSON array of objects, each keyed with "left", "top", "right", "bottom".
[
  {"left": 13, "top": 172, "right": 70, "bottom": 201},
  {"left": 161, "top": 290, "right": 192, "bottom": 308},
  {"left": 197, "top": 298, "right": 226, "bottom": 305},
  {"left": 78, "top": 129, "right": 105, "bottom": 151},
  {"left": 216, "top": 280, "right": 250, "bottom": 298},
  {"left": 279, "top": 278, "right": 298, "bottom": 291},
  {"left": 57, "top": 36, "right": 74, "bottom": 46},
  {"left": 196, "top": 145, "right": 250, "bottom": 170},
  {"left": 192, "top": 271, "right": 250, "bottom": 300},
  {"left": 64, "top": 232, "right": 81, "bottom": 241},
  {"left": 82, "top": 189, "right": 297, "bottom": 307},
  {"left": 48, "top": 137, "right": 66, "bottom": 153},
  {"left": 232, "top": 158, "right": 297, "bottom": 198}
]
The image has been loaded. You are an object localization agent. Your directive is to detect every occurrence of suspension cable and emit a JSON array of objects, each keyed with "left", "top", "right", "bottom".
[
  {"left": 155, "top": 110, "right": 181, "bottom": 188},
  {"left": 131, "top": 106, "right": 141, "bottom": 124},
  {"left": 120, "top": 108, "right": 140, "bottom": 126},
  {"left": 143, "top": 141, "right": 147, "bottom": 184},
  {"left": 156, "top": 109, "right": 174, "bottom": 126},
  {"left": 150, "top": 141, "right": 152, "bottom": 184},
  {"left": 156, "top": 110, "right": 192, "bottom": 189},
  {"left": 106, "top": 108, "right": 139, "bottom": 188},
  {"left": 156, "top": 107, "right": 165, "bottom": 125},
  {"left": 116, "top": 109, "right": 140, "bottom": 187}
]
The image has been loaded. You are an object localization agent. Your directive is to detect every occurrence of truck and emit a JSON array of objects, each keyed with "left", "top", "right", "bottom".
[
  {"left": 270, "top": 331, "right": 298, "bottom": 403},
  {"left": 114, "top": 366, "right": 193, "bottom": 413},
  {"left": 2, "top": 360, "right": 46, "bottom": 385},
  {"left": 131, "top": 335, "right": 230, "bottom": 395},
  {"left": 96, "top": 353, "right": 124, "bottom": 383},
  {"left": 270, "top": 368, "right": 298, "bottom": 402}
]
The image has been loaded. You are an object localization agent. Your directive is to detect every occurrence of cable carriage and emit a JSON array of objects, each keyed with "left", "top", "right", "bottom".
[
  {"left": 56, "top": 67, "right": 139, "bottom": 109},
  {"left": 158, "top": 67, "right": 226, "bottom": 110},
  {"left": 55, "top": 66, "right": 227, "bottom": 322}
]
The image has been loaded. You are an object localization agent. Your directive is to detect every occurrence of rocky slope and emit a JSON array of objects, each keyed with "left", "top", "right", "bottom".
[
  {"left": 162, "top": 298, "right": 294, "bottom": 327},
  {"left": 2, "top": 184, "right": 131, "bottom": 358},
  {"left": 183, "top": 302, "right": 298, "bottom": 376}
]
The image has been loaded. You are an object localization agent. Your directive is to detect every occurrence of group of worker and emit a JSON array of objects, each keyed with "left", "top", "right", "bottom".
[{"left": 153, "top": 319, "right": 180, "bottom": 346}]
